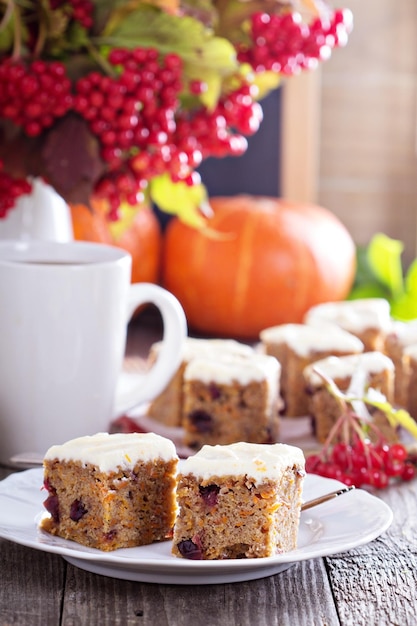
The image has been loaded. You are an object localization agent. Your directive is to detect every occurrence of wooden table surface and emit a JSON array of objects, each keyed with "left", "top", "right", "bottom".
[{"left": 1, "top": 315, "right": 417, "bottom": 626}]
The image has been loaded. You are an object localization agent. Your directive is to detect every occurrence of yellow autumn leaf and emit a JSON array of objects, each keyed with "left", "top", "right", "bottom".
[
  {"left": 107, "top": 201, "right": 142, "bottom": 239},
  {"left": 149, "top": 173, "right": 209, "bottom": 228}
]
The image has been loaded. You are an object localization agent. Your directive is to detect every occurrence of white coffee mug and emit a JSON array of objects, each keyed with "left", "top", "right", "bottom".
[{"left": 0, "top": 240, "right": 187, "bottom": 465}]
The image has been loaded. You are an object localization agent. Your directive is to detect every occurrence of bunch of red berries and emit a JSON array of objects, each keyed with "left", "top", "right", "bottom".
[
  {"left": 307, "top": 430, "right": 416, "bottom": 489},
  {"left": 73, "top": 46, "right": 262, "bottom": 219},
  {"left": 0, "top": 44, "right": 262, "bottom": 220},
  {"left": 0, "top": 59, "right": 73, "bottom": 137},
  {"left": 175, "top": 83, "right": 262, "bottom": 162},
  {"left": 0, "top": 3, "right": 354, "bottom": 220},
  {"left": 237, "top": 8, "right": 353, "bottom": 75},
  {"left": 73, "top": 47, "right": 185, "bottom": 218},
  {"left": 0, "top": 161, "right": 32, "bottom": 218}
]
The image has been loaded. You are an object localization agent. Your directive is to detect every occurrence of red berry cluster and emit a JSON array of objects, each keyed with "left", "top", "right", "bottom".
[
  {"left": 307, "top": 437, "right": 416, "bottom": 489},
  {"left": 237, "top": 8, "right": 353, "bottom": 75},
  {"left": 73, "top": 46, "right": 262, "bottom": 219},
  {"left": 175, "top": 83, "right": 262, "bottom": 163},
  {"left": 49, "top": 0, "right": 94, "bottom": 29},
  {"left": 73, "top": 47, "right": 184, "bottom": 218},
  {"left": 0, "top": 59, "right": 73, "bottom": 137},
  {"left": 0, "top": 161, "right": 32, "bottom": 218},
  {"left": 0, "top": 43, "right": 263, "bottom": 220}
]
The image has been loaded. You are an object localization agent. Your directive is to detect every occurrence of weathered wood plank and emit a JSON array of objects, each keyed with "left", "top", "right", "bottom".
[
  {"left": 61, "top": 557, "right": 339, "bottom": 626},
  {"left": 0, "top": 541, "right": 65, "bottom": 626},
  {"left": 325, "top": 480, "right": 417, "bottom": 626}
]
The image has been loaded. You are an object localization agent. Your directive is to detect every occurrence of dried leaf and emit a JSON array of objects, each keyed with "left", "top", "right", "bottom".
[{"left": 41, "top": 114, "right": 103, "bottom": 204}]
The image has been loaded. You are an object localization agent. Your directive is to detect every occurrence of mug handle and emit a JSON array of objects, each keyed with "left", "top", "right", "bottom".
[{"left": 113, "top": 283, "right": 187, "bottom": 416}]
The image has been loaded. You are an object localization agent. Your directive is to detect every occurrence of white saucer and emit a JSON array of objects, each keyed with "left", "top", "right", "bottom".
[{"left": 0, "top": 469, "right": 393, "bottom": 584}]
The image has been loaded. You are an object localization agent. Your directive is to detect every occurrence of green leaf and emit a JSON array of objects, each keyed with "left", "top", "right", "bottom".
[
  {"left": 367, "top": 232, "right": 404, "bottom": 298},
  {"left": 352, "top": 245, "right": 374, "bottom": 286},
  {"left": 149, "top": 173, "right": 208, "bottom": 228},
  {"left": 101, "top": 6, "right": 234, "bottom": 66},
  {"left": 390, "top": 259, "right": 417, "bottom": 320},
  {"left": 390, "top": 293, "right": 417, "bottom": 321},
  {"left": 404, "top": 258, "right": 417, "bottom": 293},
  {"left": 0, "top": 7, "right": 14, "bottom": 53},
  {"left": 348, "top": 242, "right": 391, "bottom": 301},
  {"left": 97, "top": 6, "right": 238, "bottom": 108},
  {"left": 365, "top": 398, "right": 417, "bottom": 440},
  {"left": 348, "top": 282, "right": 390, "bottom": 301}
]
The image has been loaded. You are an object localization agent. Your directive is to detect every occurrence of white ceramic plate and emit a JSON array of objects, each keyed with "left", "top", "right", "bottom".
[{"left": 0, "top": 468, "right": 393, "bottom": 585}]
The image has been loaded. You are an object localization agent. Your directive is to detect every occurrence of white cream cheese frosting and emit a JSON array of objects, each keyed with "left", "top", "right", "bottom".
[
  {"left": 303, "top": 351, "right": 394, "bottom": 387},
  {"left": 259, "top": 323, "right": 364, "bottom": 357},
  {"left": 184, "top": 353, "right": 280, "bottom": 411},
  {"left": 152, "top": 337, "right": 254, "bottom": 361},
  {"left": 303, "top": 298, "right": 392, "bottom": 333},
  {"left": 388, "top": 319, "right": 417, "bottom": 347},
  {"left": 44, "top": 432, "right": 178, "bottom": 472},
  {"left": 184, "top": 352, "right": 280, "bottom": 385},
  {"left": 403, "top": 343, "right": 417, "bottom": 359},
  {"left": 179, "top": 442, "right": 305, "bottom": 484}
]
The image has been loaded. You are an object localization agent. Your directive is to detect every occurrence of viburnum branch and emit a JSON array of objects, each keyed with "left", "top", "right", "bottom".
[
  {"left": 0, "top": 0, "right": 23, "bottom": 60},
  {"left": 0, "top": 0, "right": 14, "bottom": 32},
  {"left": 84, "top": 40, "right": 117, "bottom": 77},
  {"left": 363, "top": 398, "right": 417, "bottom": 439},
  {"left": 306, "top": 367, "right": 417, "bottom": 489},
  {"left": 32, "top": 4, "right": 48, "bottom": 58},
  {"left": 312, "top": 366, "right": 417, "bottom": 442}
]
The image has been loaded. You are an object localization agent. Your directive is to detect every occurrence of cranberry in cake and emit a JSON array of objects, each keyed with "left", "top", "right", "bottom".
[
  {"left": 182, "top": 353, "right": 281, "bottom": 450},
  {"left": 172, "top": 441, "right": 305, "bottom": 560},
  {"left": 260, "top": 323, "right": 364, "bottom": 416},
  {"left": 40, "top": 432, "right": 178, "bottom": 551}
]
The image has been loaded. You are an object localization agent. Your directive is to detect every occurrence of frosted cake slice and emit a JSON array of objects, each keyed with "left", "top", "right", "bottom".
[
  {"left": 303, "top": 351, "right": 397, "bottom": 443},
  {"left": 40, "top": 432, "right": 178, "bottom": 551},
  {"left": 260, "top": 323, "right": 364, "bottom": 416},
  {"left": 172, "top": 442, "right": 305, "bottom": 560},
  {"left": 304, "top": 298, "right": 391, "bottom": 352},
  {"left": 146, "top": 337, "right": 254, "bottom": 427},
  {"left": 384, "top": 319, "right": 417, "bottom": 406},
  {"left": 182, "top": 352, "right": 281, "bottom": 450},
  {"left": 398, "top": 343, "right": 417, "bottom": 421}
]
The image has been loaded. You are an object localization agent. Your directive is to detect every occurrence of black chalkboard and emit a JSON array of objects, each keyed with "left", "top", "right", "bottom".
[{"left": 197, "top": 88, "right": 282, "bottom": 198}]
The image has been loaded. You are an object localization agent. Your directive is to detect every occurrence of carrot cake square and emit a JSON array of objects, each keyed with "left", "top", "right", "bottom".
[
  {"left": 303, "top": 351, "right": 397, "bottom": 443},
  {"left": 40, "top": 432, "right": 178, "bottom": 551},
  {"left": 260, "top": 323, "right": 364, "bottom": 416},
  {"left": 384, "top": 319, "right": 417, "bottom": 406},
  {"left": 172, "top": 442, "right": 305, "bottom": 560},
  {"left": 146, "top": 338, "right": 254, "bottom": 427},
  {"left": 182, "top": 353, "right": 281, "bottom": 450},
  {"left": 304, "top": 298, "right": 391, "bottom": 352},
  {"left": 398, "top": 343, "right": 417, "bottom": 421}
]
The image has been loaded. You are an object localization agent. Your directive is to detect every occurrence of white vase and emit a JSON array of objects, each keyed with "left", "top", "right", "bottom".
[{"left": 0, "top": 178, "right": 74, "bottom": 242}]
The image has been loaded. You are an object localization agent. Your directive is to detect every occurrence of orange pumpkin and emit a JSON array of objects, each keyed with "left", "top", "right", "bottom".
[
  {"left": 70, "top": 202, "right": 162, "bottom": 284},
  {"left": 162, "top": 195, "right": 356, "bottom": 339}
]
